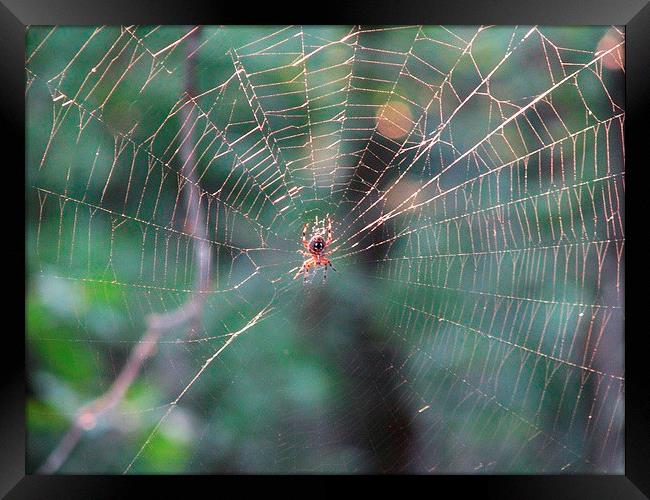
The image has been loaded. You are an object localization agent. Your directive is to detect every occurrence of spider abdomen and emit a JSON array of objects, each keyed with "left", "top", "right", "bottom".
[{"left": 309, "top": 236, "right": 326, "bottom": 254}]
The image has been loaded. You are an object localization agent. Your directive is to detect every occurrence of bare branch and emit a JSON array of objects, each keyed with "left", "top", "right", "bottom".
[{"left": 38, "top": 27, "right": 209, "bottom": 474}]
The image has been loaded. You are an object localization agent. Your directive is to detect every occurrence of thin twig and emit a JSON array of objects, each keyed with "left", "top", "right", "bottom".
[{"left": 38, "top": 27, "right": 208, "bottom": 474}]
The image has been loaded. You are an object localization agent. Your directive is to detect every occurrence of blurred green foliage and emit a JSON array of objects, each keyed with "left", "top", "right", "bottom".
[{"left": 27, "top": 26, "right": 624, "bottom": 473}]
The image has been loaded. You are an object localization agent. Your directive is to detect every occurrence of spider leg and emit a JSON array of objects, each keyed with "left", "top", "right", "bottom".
[
  {"left": 294, "top": 258, "right": 314, "bottom": 281},
  {"left": 321, "top": 256, "right": 336, "bottom": 281},
  {"left": 321, "top": 256, "right": 336, "bottom": 272},
  {"left": 302, "top": 223, "right": 309, "bottom": 248},
  {"left": 326, "top": 216, "right": 333, "bottom": 245}
]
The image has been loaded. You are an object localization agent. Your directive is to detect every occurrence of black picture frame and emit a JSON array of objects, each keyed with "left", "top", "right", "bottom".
[{"left": 3, "top": 0, "right": 647, "bottom": 497}]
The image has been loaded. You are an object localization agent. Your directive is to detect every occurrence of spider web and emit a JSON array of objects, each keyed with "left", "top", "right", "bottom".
[{"left": 26, "top": 25, "right": 625, "bottom": 473}]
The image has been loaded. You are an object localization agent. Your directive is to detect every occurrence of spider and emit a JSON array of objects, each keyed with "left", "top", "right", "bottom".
[{"left": 294, "top": 216, "right": 336, "bottom": 282}]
